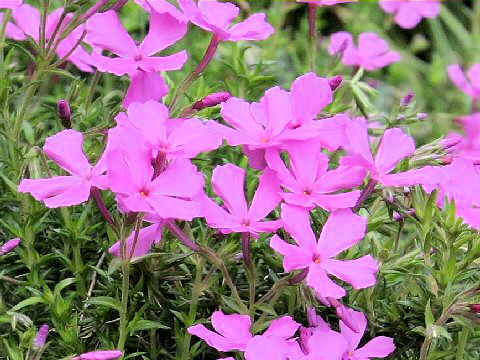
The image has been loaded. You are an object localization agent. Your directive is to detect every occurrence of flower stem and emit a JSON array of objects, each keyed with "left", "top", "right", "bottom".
[
  {"left": 166, "top": 221, "right": 200, "bottom": 252},
  {"left": 91, "top": 187, "right": 115, "bottom": 227},
  {"left": 308, "top": 4, "right": 318, "bottom": 72},
  {"left": 0, "top": 9, "right": 11, "bottom": 62},
  {"left": 353, "top": 179, "right": 378, "bottom": 211}
]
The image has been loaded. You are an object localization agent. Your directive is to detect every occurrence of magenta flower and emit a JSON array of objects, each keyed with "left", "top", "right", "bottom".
[
  {"left": 86, "top": 10, "right": 187, "bottom": 76},
  {"left": 0, "top": 0, "right": 21, "bottom": 9},
  {"left": 188, "top": 311, "right": 300, "bottom": 359},
  {"left": 33, "top": 324, "right": 49, "bottom": 349},
  {"left": 297, "top": 329, "right": 348, "bottom": 360},
  {"left": 270, "top": 204, "right": 378, "bottom": 299},
  {"left": 123, "top": 70, "right": 169, "bottom": 108},
  {"left": 0, "top": 237, "right": 21, "bottom": 255},
  {"left": 105, "top": 128, "right": 204, "bottom": 220},
  {"left": 340, "top": 308, "right": 395, "bottom": 359},
  {"left": 70, "top": 350, "right": 123, "bottom": 360},
  {"left": 198, "top": 164, "right": 281, "bottom": 237},
  {"left": 342, "top": 117, "right": 416, "bottom": 185},
  {"left": 265, "top": 139, "right": 365, "bottom": 211},
  {"left": 380, "top": 1, "right": 441, "bottom": 29},
  {"left": 117, "top": 101, "right": 222, "bottom": 160},
  {"left": 11, "top": 5, "right": 93, "bottom": 72},
  {"left": 329, "top": 32, "right": 401, "bottom": 71},
  {"left": 18, "top": 130, "right": 106, "bottom": 208},
  {"left": 178, "top": 0, "right": 274, "bottom": 42},
  {"left": 447, "top": 64, "right": 480, "bottom": 100},
  {"left": 0, "top": 13, "right": 24, "bottom": 40},
  {"left": 210, "top": 73, "right": 344, "bottom": 154}
]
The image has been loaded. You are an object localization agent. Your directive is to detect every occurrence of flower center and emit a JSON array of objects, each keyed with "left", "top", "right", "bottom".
[
  {"left": 313, "top": 254, "right": 322, "bottom": 264},
  {"left": 140, "top": 188, "right": 150, "bottom": 197},
  {"left": 260, "top": 138, "right": 269, "bottom": 143},
  {"left": 134, "top": 54, "right": 143, "bottom": 61},
  {"left": 242, "top": 219, "right": 250, "bottom": 227},
  {"left": 303, "top": 187, "right": 312, "bottom": 196}
]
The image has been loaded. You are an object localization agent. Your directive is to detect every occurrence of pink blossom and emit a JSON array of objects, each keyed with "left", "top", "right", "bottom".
[
  {"left": 209, "top": 73, "right": 344, "bottom": 160},
  {"left": 123, "top": 70, "right": 169, "bottom": 108},
  {"left": 70, "top": 350, "right": 123, "bottom": 360},
  {"left": 105, "top": 123, "right": 204, "bottom": 220},
  {"left": 270, "top": 204, "right": 378, "bottom": 299},
  {"left": 329, "top": 32, "right": 401, "bottom": 71},
  {"left": 197, "top": 164, "right": 282, "bottom": 237},
  {"left": 18, "top": 130, "right": 106, "bottom": 208},
  {"left": 447, "top": 64, "right": 480, "bottom": 100},
  {"left": 0, "top": 0, "right": 21, "bottom": 9},
  {"left": 33, "top": 324, "right": 49, "bottom": 349},
  {"left": 177, "top": 0, "right": 274, "bottom": 42},
  {"left": 297, "top": 329, "right": 348, "bottom": 360},
  {"left": 380, "top": 1, "right": 441, "bottom": 29},
  {"left": 188, "top": 311, "right": 300, "bottom": 359},
  {"left": 11, "top": 5, "right": 93, "bottom": 72},
  {"left": 0, "top": 13, "right": 24, "bottom": 40},
  {"left": 0, "top": 237, "right": 21, "bottom": 255},
  {"left": 193, "top": 92, "right": 232, "bottom": 111},
  {"left": 340, "top": 308, "right": 395, "bottom": 359},
  {"left": 342, "top": 117, "right": 416, "bottom": 185},
  {"left": 86, "top": 10, "right": 187, "bottom": 76},
  {"left": 265, "top": 139, "right": 365, "bottom": 211}
]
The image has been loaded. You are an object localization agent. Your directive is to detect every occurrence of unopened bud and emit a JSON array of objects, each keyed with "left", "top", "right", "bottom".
[
  {"left": 335, "top": 38, "right": 349, "bottom": 57},
  {"left": 193, "top": 92, "right": 231, "bottom": 111},
  {"left": 401, "top": 91, "right": 415, "bottom": 107},
  {"left": 0, "top": 237, "right": 21, "bottom": 255},
  {"left": 469, "top": 304, "right": 480, "bottom": 313},
  {"left": 336, "top": 305, "right": 360, "bottom": 333},
  {"left": 328, "top": 75, "right": 343, "bottom": 92},
  {"left": 299, "top": 327, "right": 312, "bottom": 354},
  {"left": 57, "top": 99, "right": 71, "bottom": 129},
  {"left": 417, "top": 112, "right": 428, "bottom": 121},
  {"left": 441, "top": 134, "right": 463, "bottom": 151},
  {"left": 33, "top": 324, "right": 49, "bottom": 349}
]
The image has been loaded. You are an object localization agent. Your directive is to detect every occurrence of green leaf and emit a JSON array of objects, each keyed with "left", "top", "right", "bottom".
[
  {"left": 10, "top": 297, "right": 45, "bottom": 312},
  {"left": 128, "top": 319, "right": 170, "bottom": 335},
  {"left": 85, "top": 296, "right": 122, "bottom": 312},
  {"left": 425, "top": 299, "right": 435, "bottom": 327}
]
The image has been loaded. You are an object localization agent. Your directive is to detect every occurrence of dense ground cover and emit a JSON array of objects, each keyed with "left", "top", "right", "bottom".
[{"left": 1, "top": 0, "right": 480, "bottom": 359}]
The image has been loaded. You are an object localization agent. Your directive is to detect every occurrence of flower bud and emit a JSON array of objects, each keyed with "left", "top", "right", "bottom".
[
  {"left": 336, "top": 305, "right": 360, "bottom": 333},
  {"left": 299, "top": 326, "right": 312, "bottom": 354},
  {"left": 192, "top": 92, "right": 232, "bottom": 111},
  {"left": 441, "top": 134, "right": 463, "bottom": 151},
  {"left": 401, "top": 91, "right": 415, "bottom": 107},
  {"left": 328, "top": 75, "right": 343, "bottom": 91},
  {"left": 34, "top": 324, "right": 49, "bottom": 349},
  {"left": 469, "top": 304, "right": 480, "bottom": 313},
  {"left": 0, "top": 237, "right": 21, "bottom": 255},
  {"left": 417, "top": 112, "right": 428, "bottom": 120},
  {"left": 335, "top": 38, "right": 349, "bottom": 57},
  {"left": 57, "top": 99, "right": 71, "bottom": 129}
]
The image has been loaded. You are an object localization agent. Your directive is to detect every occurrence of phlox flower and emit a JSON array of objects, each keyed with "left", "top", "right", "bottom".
[
  {"left": 447, "top": 64, "right": 480, "bottom": 100},
  {"left": 105, "top": 130, "right": 204, "bottom": 220},
  {"left": 342, "top": 117, "right": 416, "bottom": 186},
  {"left": 114, "top": 101, "right": 222, "bottom": 160},
  {"left": 85, "top": 10, "right": 187, "bottom": 105},
  {"left": 270, "top": 204, "right": 378, "bottom": 299},
  {"left": 329, "top": 32, "right": 401, "bottom": 71},
  {"left": 177, "top": 0, "right": 274, "bottom": 42},
  {"left": 339, "top": 308, "right": 395, "bottom": 360},
  {"left": 265, "top": 139, "right": 365, "bottom": 211},
  {"left": 0, "top": 13, "right": 24, "bottom": 40},
  {"left": 18, "top": 130, "right": 106, "bottom": 208},
  {"left": 188, "top": 311, "right": 300, "bottom": 360},
  {"left": 0, "top": 0, "right": 21, "bottom": 9},
  {"left": 9, "top": 4, "right": 92, "bottom": 71},
  {"left": 70, "top": 350, "right": 123, "bottom": 360},
  {"left": 198, "top": 164, "right": 282, "bottom": 237},
  {"left": 380, "top": 1, "right": 441, "bottom": 29},
  {"left": 0, "top": 237, "right": 21, "bottom": 255},
  {"left": 297, "top": 329, "right": 348, "bottom": 360},
  {"left": 209, "top": 73, "right": 345, "bottom": 168}
]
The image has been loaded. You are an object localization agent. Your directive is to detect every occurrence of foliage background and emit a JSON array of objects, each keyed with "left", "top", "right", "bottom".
[{"left": 1, "top": 0, "right": 480, "bottom": 359}]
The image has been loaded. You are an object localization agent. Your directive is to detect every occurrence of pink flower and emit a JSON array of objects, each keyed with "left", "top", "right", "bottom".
[
  {"left": 447, "top": 64, "right": 480, "bottom": 100},
  {"left": 193, "top": 92, "right": 232, "bottom": 111},
  {"left": 188, "top": 311, "right": 300, "bottom": 359},
  {"left": 297, "top": 0, "right": 356, "bottom": 5},
  {"left": 105, "top": 126, "right": 204, "bottom": 220},
  {"left": 71, "top": 350, "right": 123, "bottom": 360},
  {"left": 380, "top": 0, "right": 441, "bottom": 29},
  {"left": 0, "top": 0, "right": 21, "bottom": 9},
  {"left": 340, "top": 308, "right": 395, "bottom": 359},
  {"left": 342, "top": 117, "right": 416, "bottom": 185},
  {"left": 298, "top": 329, "right": 348, "bottom": 360},
  {"left": 33, "top": 324, "right": 49, "bottom": 349},
  {"left": 115, "top": 101, "right": 222, "bottom": 160},
  {"left": 270, "top": 204, "right": 378, "bottom": 299},
  {"left": 265, "top": 139, "right": 365, "bottom": 211},
  {"left": 86, "top": 10, "right": 187, "bottom": 76},
  {"left": 177, "top": 0, "right": 274, "bottom": 42},
  {"left": 0, "top": 237, "right": 21, "bottom": 255},
  {"left": 11, "top": 5, "right": 93, "bottom": 72},
  {"left": 198, "top": 164, "right": 281, "bottom": 237},
  {"left": 0, "top": 13, "right": 24, "bottom": 40},
  {"left": 123, "top": 70, "right": 169, "bottom": 108},
  {"left": 209, "top": 73, "right": 343, "bottom": 154},
  {"left": 329, "top": 32, "right": 401, "bottom": 71},
  {"left": 18, "top": 130, "right": 106, "bottom": 208}
]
